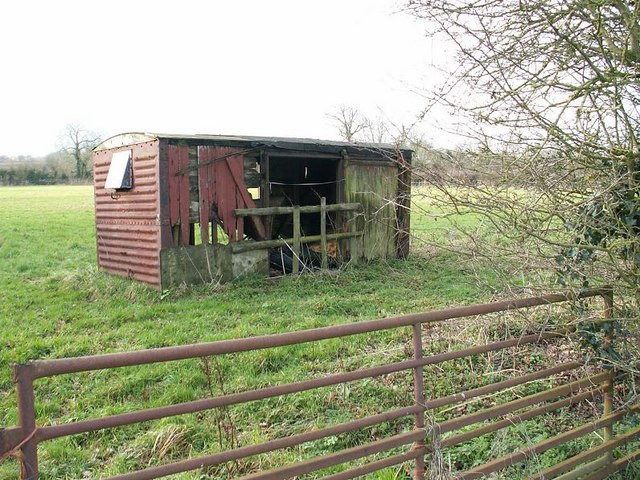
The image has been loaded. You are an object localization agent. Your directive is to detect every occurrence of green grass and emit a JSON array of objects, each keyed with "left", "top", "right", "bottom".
[
  {"left": 0, "top": 185, "right": 636, "bottom": 479},
  {"left": 0, "top": 186, "right": 490, "bottom": 479}
]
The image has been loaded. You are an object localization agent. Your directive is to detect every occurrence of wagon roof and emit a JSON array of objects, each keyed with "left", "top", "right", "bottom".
[{"left": 94, "top": 132, "right": 412, "bottom": 159}]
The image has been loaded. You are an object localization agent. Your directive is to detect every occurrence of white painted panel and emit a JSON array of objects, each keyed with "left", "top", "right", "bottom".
[{"left": 105, "top": 150, "right": 133, "bottom": 189}]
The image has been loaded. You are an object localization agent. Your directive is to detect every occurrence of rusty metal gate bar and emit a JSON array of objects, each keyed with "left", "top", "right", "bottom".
[
  {"left": 2, "top": 287, "right": 637, "bottom": 479},
  {"left": 24, "top": 290, "right": 610, "bottom": 378}
]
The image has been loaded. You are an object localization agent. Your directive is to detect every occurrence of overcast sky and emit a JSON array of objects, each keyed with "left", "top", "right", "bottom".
[{"left": 0, "top": 0, "right": 458, "bottom": 156}]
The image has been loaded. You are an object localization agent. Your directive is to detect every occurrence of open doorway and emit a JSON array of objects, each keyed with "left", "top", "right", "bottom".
[
  {"left": 261, "top": 155, "right": 343, "bottom": 274},
  {"left": 266, "top": 156, "right": 340, "bottom": 239}
]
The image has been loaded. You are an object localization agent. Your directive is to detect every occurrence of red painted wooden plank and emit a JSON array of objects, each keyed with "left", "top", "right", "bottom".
[
  {"left": 198, "top": 146, "right": 210, "bottom": 244},
  {"left": 204, "top": 157, "right": 211, "bottom": 244},
  {"left": 208, "top": 152, "right": 217, "bottom": 243},
  {"left": 230, "top": 154, "right": 244, "bottom": 241},
  {"left": 178, "top": 146, "right": 190, "bottom": 246},
  {"left": 231, "top": 152, "right": 240, "bottom": 241},
  {"left": 222, "top": 149, "right": 235, "bottom": 241},
  {"left": 190, "top": 146, "right": 264, "bottom": 243},
  {"left": 210, "top": 150, "right": 218, "bottom": 244},
  {"left": 167, "top": 145, "right": 180, "bottom": 230},
  {"left": 225, "top": 155, "right": 257, "bottom": 210},
  {"left": 222, "top": 153, "right": 238, "bottom": 241},
  {"left": 223, "top": 154, "right": 266, "bottom": 240},
  {"left": 215, "top": 148, "right": 231, "bottom": 241},
  {"left": 236, "top": 187, "right": 244, "bottom": 241},
  {"left": 208, "top": 161, "right": 216, "bottom": 242}
]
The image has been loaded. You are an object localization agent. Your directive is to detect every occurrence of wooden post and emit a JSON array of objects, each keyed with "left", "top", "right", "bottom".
[
  {"left": 412, "top": 323, "right": 426, "bottom": 480},
  {"left": 348, "top": 208, "right": 358, "bottom": 261},
  {"left": 320, "top": 197, "right": 328, "bottom": 270},
  {"left": 337, "top": 151, "right": 347, "bottom": 262},
  {"left": 229, "top": 231, "right": 363, "bottom": 254},
  {"left": 293, "top": 206, "right": 301, "bottom": 275},
  {"left": 396, "top": 150, "right": 411, "bottom": 258},
  {"left": 235, "top": 203, "right": 361, "bottom": 216},
  {"left": 261, "top": 151, "right": 272, "bottom": 238}
]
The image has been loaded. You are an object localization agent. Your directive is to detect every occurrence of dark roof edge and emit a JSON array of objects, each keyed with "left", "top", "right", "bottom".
[{"left": 94, "top": 132, "right": 412, "bottom": 158}]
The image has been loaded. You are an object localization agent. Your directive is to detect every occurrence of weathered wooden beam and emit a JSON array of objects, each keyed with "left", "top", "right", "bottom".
[
  {"left": 229, "top": 232, "right": 363, "bottom": 254},
  {"left": 292, "top": 206, "right": 301, "bottom": 274},
  {"left": 262, "top": 151, "right": 272, "bottom": 238},
  {"left": 235, "top": 203, "right": 361, "bottom": 217},
  {"left": 320, "top": 197, "right": 328, "bottom": 270},
  {"left": 262, "top": 150, "right": 342, "bottom": 159}
]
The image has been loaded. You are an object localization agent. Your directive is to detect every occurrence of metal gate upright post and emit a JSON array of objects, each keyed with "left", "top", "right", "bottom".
[{"left": 412, "top": 323, "right": 426, "bottom": 480}]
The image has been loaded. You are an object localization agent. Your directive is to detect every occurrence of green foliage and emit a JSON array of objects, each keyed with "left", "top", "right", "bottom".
[
  {"left": 577, "top": 320, "right": 623, "bottom": 366},
  {"left": 558, "top": 158, "right": 640, "bottom": 292}
]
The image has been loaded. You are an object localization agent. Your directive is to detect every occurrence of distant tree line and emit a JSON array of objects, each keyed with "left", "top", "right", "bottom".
[
  {"left": 0, "top": 153, "right": 71, "bottom": 185},
  {"left": 0, "top": 125, "right": 100, "bottom": 186}
]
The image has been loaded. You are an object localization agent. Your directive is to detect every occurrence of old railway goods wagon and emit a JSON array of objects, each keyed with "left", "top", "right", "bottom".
[{"left": 92, "top": 133, "right": 412, "bottom": 289}]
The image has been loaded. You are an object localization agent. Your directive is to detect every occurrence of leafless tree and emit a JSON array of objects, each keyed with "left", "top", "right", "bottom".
[
  {"left": 327, "top": 106, "right": 371, "bottom": 142},
  {"left": 404, "top": 1, "right": 640, "bottom": 309},
  {"left": 61, "top": 124, "right": 101, "bottom": 179},
  {"left": 328, "top": 105, "right": 400, "bottom": 144}
]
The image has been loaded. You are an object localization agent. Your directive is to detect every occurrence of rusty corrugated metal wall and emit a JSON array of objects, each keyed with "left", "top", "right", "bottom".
[{"left": 93, "top": 140, "right": 161, "bottom": 288}]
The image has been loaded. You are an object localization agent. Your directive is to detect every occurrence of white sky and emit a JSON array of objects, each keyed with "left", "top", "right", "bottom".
[{"left": 0, "top": 0, "right": 459, "bottom": 156}]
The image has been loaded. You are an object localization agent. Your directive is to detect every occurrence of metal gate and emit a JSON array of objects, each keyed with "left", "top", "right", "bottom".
[{"left": 1, "top": 287, "right": 638, "bottom": 479}]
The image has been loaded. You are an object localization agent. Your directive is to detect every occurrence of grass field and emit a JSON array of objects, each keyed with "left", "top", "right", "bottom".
[{"left": 0, "top": 186, "right": 635, "bottom": 479}]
